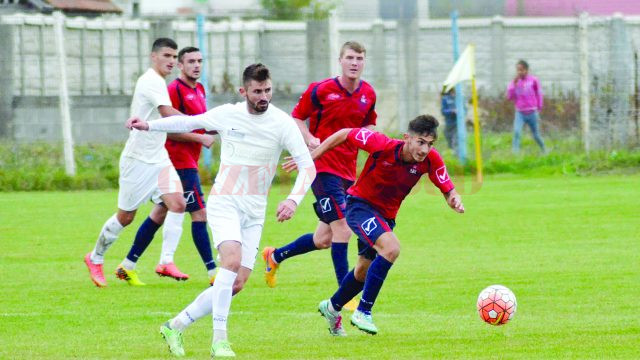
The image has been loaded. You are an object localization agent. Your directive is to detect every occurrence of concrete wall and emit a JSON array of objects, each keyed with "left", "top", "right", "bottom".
[{"left": 1, "top": 13, "right": 640, "bottom": 143}]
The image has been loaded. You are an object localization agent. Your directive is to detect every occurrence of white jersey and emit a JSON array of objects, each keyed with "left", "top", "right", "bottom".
[
  {"left": 148, "top": 101, "right": 313, "bottom": 218},
  {"left": 122, "top": 68, "right": 173, "bottom": 164}
]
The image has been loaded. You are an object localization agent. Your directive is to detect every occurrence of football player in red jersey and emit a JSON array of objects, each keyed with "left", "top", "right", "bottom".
[
  {"left": 284, "top": 115, "right": 464, "bottom": 335},
  {"left": 156, "top": 47, "right": 218, "bottom": 283},
  {"left": 262, "top": 42, "right": 377, "bottom": 311}
]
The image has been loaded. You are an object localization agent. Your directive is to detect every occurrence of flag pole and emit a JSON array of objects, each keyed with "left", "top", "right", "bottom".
[
  {"left": 450, "top": 10, "right": 467, "bottom": 163},
  {"left": 469, "top": 44, "right": 483, "bottom": 183}
]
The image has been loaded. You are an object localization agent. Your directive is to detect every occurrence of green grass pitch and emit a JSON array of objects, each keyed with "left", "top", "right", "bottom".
[{"left": 1, "top": 174, "right": 639, "bottom": 359}]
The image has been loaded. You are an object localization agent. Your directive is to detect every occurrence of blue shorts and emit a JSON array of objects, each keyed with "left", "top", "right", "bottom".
[
  {"left": 311, "top": 173, "right": 354, "bottom": 224},
  {"left": 345, "top": 196, "right": 396, "bottom": 261},
  {"left": 177, "top": 168, "right": 206, "bottom": 213}
]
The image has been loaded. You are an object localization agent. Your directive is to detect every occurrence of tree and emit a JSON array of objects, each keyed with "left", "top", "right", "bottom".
[{"left": 260, "top": 0, "right": 339, "bottom": 20}]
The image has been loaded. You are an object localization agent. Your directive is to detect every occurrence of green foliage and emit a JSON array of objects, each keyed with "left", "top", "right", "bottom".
[
  {"left": 1, "top": 134, "right": 639, "bottom": 191},
  {"left": 260, "top": 0, "right": 338, "bottom": 20},
  {"left": 2, "top": 176, "right": 639, "bottom": 358}
]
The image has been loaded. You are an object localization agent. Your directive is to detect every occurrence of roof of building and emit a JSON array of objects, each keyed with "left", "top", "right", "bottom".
[{"left": 44, "top": 0, "right": 122, "bottom": 14}]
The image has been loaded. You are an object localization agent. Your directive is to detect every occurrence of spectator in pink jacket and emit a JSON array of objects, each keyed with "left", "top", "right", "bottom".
[{"left": 506, "top": 60, "right": 547, "bottom": 154}]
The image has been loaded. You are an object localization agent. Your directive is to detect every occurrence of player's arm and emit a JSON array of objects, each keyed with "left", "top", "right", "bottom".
[
  {"left": 276, "top": 121, "right": 317, "bottom": 222},
  {"left": 444, "top": 189, "right": 464, "bottom": 213},
  {"left": 293, "top": 117, "right": 320, "bottom": 150},
  {"left": 167, "top": 132, "right": 215, "bottom": 148},
  {"left": 426, "top": 150, "right": 464, "bottom": 213},
  {"left": 128, "top": 104, "right": 229, "bottom": 133},
  {"left": 291, "top": 84, "right": 321, "bottom": 150}
]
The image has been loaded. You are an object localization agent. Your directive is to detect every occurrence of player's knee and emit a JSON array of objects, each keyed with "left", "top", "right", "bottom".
[
  {"left": 381, "top": 243, "right": 400, "bottom": 262},
  {"left": 169, "top": 199, "right": 186, "bottom": 213},
  {"left": 332, "top": 219, "right": 352, "bottom": 242},
  {"left": 191, "top": 209, "right": 207, "bottom": 222},
  {"left": 313, "top": 232, "right": 332, "bottom": 249},
  {"left": 117, "top": 212, "right": 135, "bottom": 226}
]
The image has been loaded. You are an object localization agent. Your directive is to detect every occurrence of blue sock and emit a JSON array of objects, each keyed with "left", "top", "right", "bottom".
[
  {"left": 330, "top": 270, "right": 364, "bottom": 311},
  {"left": 358, "top": 256, "right": 394, "bottom": 314},
  {"left": 125, "top": 217, "right": 161, "bottom": 263},
  {"left": 273, "top": 233, "right": 316, "bottom": 263},
  {"left": 192, "top": 221, "right": 215, "bottom": 271},
  {"left": 331, "top": 242, "right": 349, "bottom": 285}
]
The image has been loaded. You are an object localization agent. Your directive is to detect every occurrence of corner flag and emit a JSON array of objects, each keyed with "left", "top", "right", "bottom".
[
  {"left": 443, "top": 45, "right": 474, "bottom": 93},
  {"left": 442, "top": 44, "right": 483, "bottom": 183}
]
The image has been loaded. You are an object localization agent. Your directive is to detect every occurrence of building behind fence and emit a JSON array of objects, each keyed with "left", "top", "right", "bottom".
[{"left": 0, "top": 12, "right": 639, "bottom": 150}]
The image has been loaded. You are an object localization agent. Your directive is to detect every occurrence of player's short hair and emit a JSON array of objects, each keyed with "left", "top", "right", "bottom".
[
  {"left": 242, "top": 63, "right": 271, "bottom": 87},
  {"left": 178, "top": 46, "right": 200, "bottom": 63},
  {"left": 517, "top": 59, "right": 529, "bottom": 70},
  {"left": 408, "top": 115, "right": 439, "bottom": 139},
  {"left": 340, "top": 41, "right": 366, "bottom": 58},
  {"left": 152, "top": 38, "right": 178, "bottom": 52}
]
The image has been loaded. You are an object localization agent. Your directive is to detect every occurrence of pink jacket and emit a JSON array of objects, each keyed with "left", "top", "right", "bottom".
[{"left": 506, "top": 75, "right": 543, "bottom": 113}]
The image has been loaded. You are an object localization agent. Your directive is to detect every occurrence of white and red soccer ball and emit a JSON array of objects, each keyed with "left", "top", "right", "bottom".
[{"left": 477, "top": 285, "right": 517, "bottom": 325}]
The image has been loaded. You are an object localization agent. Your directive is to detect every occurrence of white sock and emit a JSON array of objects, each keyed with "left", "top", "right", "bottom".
[
  {"left": 90, "top": 214, "right": 124, "bottom": 264},
  {"left": 160, "top": 211, "right": 185, "bottom": 264},
  {"left": 171, "top": 285, "right": 216, "bottom": 331},
  {"left": 211, "top": 268, "right": 237, "bottom": 342},
  {"left": 208, "top": 268, "right": 217, "bottom": 278},
  {"left": 121, "top": 258, "right": 136, "bottom": 270}
]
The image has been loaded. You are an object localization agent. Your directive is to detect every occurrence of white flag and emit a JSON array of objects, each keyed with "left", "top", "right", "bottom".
[{"left": 443, "top": 45, "right": 475, "bottom": 92}]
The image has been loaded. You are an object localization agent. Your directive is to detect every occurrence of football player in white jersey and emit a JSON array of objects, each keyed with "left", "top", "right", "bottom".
[
  {"left": 127, "top": 63, "right": 316, "bottom": 357},
  {"left": 84, "top": 38, "right": 212, "bottom": 287}
]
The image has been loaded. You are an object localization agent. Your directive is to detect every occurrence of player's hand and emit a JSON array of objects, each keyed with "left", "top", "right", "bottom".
[
  {"left": 200, "top": 134, "right": 215, "bottom": 148},
  {"left": 276, "top": 199, "right": 297, "bottom": 222},
  {"left": 307, "top": 136, "right": 321, "bottom": 151},
  {"left": 281, "top": 156, "right": 298, "bottom": 173},
  {"left": 126, "top": 116, "right": 149, "bottom": 131},
  {"left": 445, "top": 189, "right": 465, "bottom": 213}
]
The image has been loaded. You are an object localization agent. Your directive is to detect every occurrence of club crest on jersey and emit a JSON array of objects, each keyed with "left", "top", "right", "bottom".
[
  {"left": 409, "top": 166, "right": 418, "bottom": 175},
  {"left": 361, "top": 217, "right": 378, "bottom": 236},
  {"left": 355, "top": 128, "right": 373, "bottom": 145},
  {"left": 319, "top": 197, "right": 332, "bottom": 213},
  {"left": 436, "top": 166, "right": 450, "bottom": 183},
  {"left": 360, "top": 95, "right": 367, "bottom": 104},
  {"left": 186, "top": 93, "right": 195, "bottom": 101},
  {"left": 327, "top": 93, "right": 341, "bottom": 100}
]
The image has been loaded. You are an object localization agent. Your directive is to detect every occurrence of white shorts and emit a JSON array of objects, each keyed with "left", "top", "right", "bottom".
[
  {"left": 207, "top": 196, "right": 265, "bottom": 270},
  {"left": 117, "top": 156, "right": 183, "bottom": 212}
]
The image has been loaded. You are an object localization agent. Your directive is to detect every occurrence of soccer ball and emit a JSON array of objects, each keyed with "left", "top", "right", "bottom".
[{"left": 477, "top": 285, "right": 517, "bottom": 325}]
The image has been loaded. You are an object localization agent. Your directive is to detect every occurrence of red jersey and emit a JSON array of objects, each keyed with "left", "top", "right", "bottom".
[
  {"left": 292, "top": 77, "right": 377, "bottom": 181},
  {"left": 346, "top": 128, "right": 455, "bottom": 219},
  {"left": 165, "top": 79, "right": 207, "bottom": 169}
]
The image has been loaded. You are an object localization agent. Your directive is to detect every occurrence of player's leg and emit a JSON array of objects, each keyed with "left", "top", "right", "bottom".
[
  {"left": 263, "top": 220, "right": 331, "bottom": 288},
  {"left": 512, "top": 111, "right": 525, "bottom": 154},
  {"left": 85, "top": 156, "right": 150, "bottom": 287},
  {"left": 117, "top": 164, "right": 185, "bottom": 285},
  {"left": 210, "top": 240, "right": 240, "bottom": 357},
  {"left": 350, "top": 231, "right": 399, "bottom": 334},
  {"left": 189, "top": 208, "right": 217, "bottom": 284},
  {"left": 346, "top": 199, "right": 397, "bottom": 334},
  {"left": 85, "top": 209, "right": 136, "bottom": 287},
  {"left": 262, "top": 174, "right": 334, "bottom": 287},
  {"left": 178, "top": 169, "right": 216, "bottom": 282}
]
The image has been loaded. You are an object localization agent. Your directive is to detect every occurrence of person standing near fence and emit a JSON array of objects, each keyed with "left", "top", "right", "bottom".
[
  {"left": 440, "top": 88, "right": 458, "bottom": 150},
  {"left": 84, "top": 38, "right": 188, "bottom": 287},
  {"left": 506, "top": 60, "right": 547, "bottom": 154},
  {"left": 156, "top": 46, "right": 218, "bottom": 284}
]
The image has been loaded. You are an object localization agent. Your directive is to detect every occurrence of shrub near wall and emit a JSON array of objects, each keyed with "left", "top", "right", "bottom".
[{"left": 1, "top": 137, "right": 639, "bottom": 191}]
